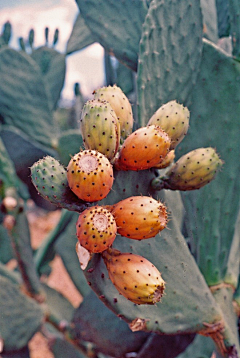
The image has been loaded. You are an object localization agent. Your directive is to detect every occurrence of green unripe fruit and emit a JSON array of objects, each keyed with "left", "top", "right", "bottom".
[
  {"left": 80, "top": 99, "right": 120, "bottom": 160},
  {"left": 76, "top": 206, "right": 117, "bottom": 253},
  {"left": 31, "top": 156, "right": 69, "bottom": 204},
  {"left": 93, "top": 85, "right": 134, "bottom": 141},
  {"left": 102, "top": 248, "right": 165, "bottom": 305},
  {"left": 147, "top": 100, "right": 190, "bottom": 149},
  {"left": 162, "top": 147, "right": 223, "bottom": 191},
  {"left": 31, "top": 156, "right": 88, "bottom": 212}
]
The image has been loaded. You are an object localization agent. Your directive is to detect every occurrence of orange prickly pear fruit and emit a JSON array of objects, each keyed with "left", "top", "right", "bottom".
[
  {"left": 162, "top": 147, "right": 223, "bottom": 190},
  {"left": 80, "top": 99, "right": 120, "bottom": 160},
  {"left": 147, "top": 100, "right": 190, "bottom": 149},
  {"left": 67, "top": 150, "right": 114, "bottom": 202},
  {"left": 76, "top": 206, "right": 117, "bottom": 253},
  {"left": 114, "top": 125, "right": 171, "bottom": 171},
  {"left": 102, "top": 248, "right": 165, "bottom": 305},
  {"left": 110, "top": 196, "right": 167, "bottom": 240},
  {"left": 154, "top": 150, "right": 175, "bottom": 169},
  {"left": 93, "top": 85, "right": 134, "bottom": 141}
]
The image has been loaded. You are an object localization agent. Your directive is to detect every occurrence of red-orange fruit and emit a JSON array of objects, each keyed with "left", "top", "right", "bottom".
[
  {"left": 114, "top": 125, "right": 171, "bottom": 171},
  {"left": 67, "top": 150, "right": 114, "bottom": 202},
  {"left": 102, "top": 248, "right": 165, "bottom": 305},
  {"left": 111, "top": 196, "right": 168, "bottom": 240},
  {"left": 76, "top": 206, "right": 117, "bottom": 253}
]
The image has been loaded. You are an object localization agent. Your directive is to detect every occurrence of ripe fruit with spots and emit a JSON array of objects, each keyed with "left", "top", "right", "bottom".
[
  {"left": 114, "top": 125, "right": 171, "bottom": 171},
  {"left": 102, "top": 248, "right": 165, "bottom": 305},
  {"left": 162, "top": 147, "right": 223, "bottom": 190},
  {"left": 76, "top": 206, "right": 117, "bottom": 253},
  {"left": 80, "top": 99, "right": 120, "bottom": 160},
  {"left": 110, "top": 196, "right": 167, "bottom": 240},
  {"left": 67, "top": 150, "right": 114, "bottom": 202},
  {"left": 147, "top": 100, "right": 190, "bottom": 149},
  {"left": 93, "top": 85, "right": 134, "bottom": 141},
  {"left": 154, "top": 150, "right": 175, "bottom": 169}
]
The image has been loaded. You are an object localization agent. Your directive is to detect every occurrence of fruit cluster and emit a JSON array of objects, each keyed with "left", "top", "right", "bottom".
[
  {"left": 31, "top": 85, "right": 223, "bottom": 305},
  {"left": 64, "top": 85, "right": 223, "bottom": 305}
]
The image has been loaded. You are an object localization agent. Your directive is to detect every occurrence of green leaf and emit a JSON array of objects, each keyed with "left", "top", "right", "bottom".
[
  {"left": 137, "top": 0, "right": 203, "bottom": 126},
  {"left": 0, "top": 47, "right": 55, "bottom": 148},
  {"left": 66, "top": 13, "right": 96, "bottom": 55},
  {"left": 0, "top": 275, "right": 43, "bottom": 350}
]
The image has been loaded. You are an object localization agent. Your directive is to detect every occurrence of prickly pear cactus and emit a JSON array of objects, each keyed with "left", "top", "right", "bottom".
[{"left": 2, "top": 0, "right": 240, "bottom": 356}]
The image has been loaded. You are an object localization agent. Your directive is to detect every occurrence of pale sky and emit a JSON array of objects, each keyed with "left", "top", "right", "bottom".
[{"left": 0, "top": 0, "right": 105, "bottom": 101}]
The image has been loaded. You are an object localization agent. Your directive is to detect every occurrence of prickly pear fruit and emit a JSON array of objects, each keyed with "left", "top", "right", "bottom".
[
  {"left": 154, "top": 150, "right": 175, "bottom": 169},
  {"left": 114, "top": 125, "right": 171, "bottom": 171},
  {"left": 31, "top": 156, "right": 69, "bottom": 204},
  {"left": 161, "top": 147, "right": 223, "bottom": 191},
  {"left": 147, "top": 100, "right": 190, "bottom": 149},
  {"left": 76, "top": 206, "right": 117, "bottom": 253},
  {"left": 67, "top": 150, "right": 114, "bottom": 202},
  {"left": 80, "top": 99, "right": 120, "bottom": 160},
  {"left": 110, "top": 196, "right": 167, "bottom": 240},
  {"left": 102, "top": 248, "right": 165, "bottom": 305},
  {"left": 31, "top": 156, "right": 89, "bottom": 212},
  {"left": 93, "top": 85, "right": 134, "bottom": 141}
]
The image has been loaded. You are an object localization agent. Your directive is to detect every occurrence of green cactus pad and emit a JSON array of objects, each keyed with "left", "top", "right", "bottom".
[
  {"left": 66, "top": 13, "right": 96, "bottom": 55},
  {"left": 215, "top": 0, "right": 230, "bottom": 38},
  {"left": 201, "top": 0, "right": 218, "bottom": 43},
  {"left": 177, "top": 39, "right": 240, "bottom": 287},
  {"left": 175, "top": 335, "right": 215, "bottom": 358},
  {"left": 54, "top": 211, "right": 91, "bottom": 297},
  {"left": 137, "top": 0, "right": 203, "bottom": 126},
  {"left": 0, "top": 47, "right": 55, "bottom": 148},
  {"left": 1, "top": 346, "right": 30, "bottom": 358},
  {"left": 0, "top": 276, "right": 43, "bottom": 351},
  {"left": 30, "top": 156, "right": 89, "bottom": 212},
  {"left": 31, "top": 46, "right": 66, "bottom": 110},
  {"left": 0, "top": 137, "right": 17, "bottom": 189},
  {"left": 75, "top": 0, "right": 148, "bottom": 71},
  {"left": 228, "top": 0, "right": 240, "bottom": 59},
  {"left": 55, "top": 129, "right": 84, "bottom": 167},
  {"left": 83, "top": 171, "right": 223, "bottom": 335}
]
